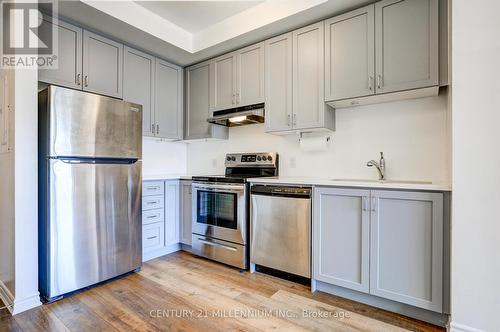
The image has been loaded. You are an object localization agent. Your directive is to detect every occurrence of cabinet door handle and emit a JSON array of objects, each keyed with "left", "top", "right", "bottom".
[
  {"left": 84, "top": 75, "right": 88, "bottom": 87},
  {"left": 236, "top": 92, "right": 240, "bottom": 104},
  {"left": 368, "top": 76, "right": 373, "bottom": 91},
  {"left": 232, "top": 94, "right": 235, "bottom": 105},
  {"left": 287, "top": 114, "right": 291, "bottom": 127},
  {"left": 371, "top": 197, "right": 377, "bottom": 212},
  {"left": 377, "top": 75, "right": 382, "bottom": 89},
  {"left": 156, "top": 124, "right": 159, "bottom": 135},
  {"left": 362, "top": 196, "right": 368, "bottom": 211},
  {"left": 151, "top": 124, "right": 155, "bottom": 134},
  {"left": 76, "top": 74, "right": 81, "bottom": 86},
  {"left": 293, "top": 114, "right": 297, "bottom": 126}
]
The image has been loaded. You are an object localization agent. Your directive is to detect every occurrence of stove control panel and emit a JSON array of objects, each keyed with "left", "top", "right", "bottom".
[{"left": 225, "top": 153, "right": 278, "bottom": 167}]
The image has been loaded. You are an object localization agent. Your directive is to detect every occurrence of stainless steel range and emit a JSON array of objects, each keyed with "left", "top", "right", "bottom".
[{"left": 191, "top": 152, "right": 279, "bottom": 269}]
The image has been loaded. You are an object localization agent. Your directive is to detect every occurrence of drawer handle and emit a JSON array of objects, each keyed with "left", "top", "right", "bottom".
[
  {"left": 197, "top": 238, "right": 237, "bottom": 252},
  {"left": 146, "top": 215, "right": 158, "bottom": 219},
  {"left": 146, "top": 201, "right": 158, "bottom": 205},
  {"left": 146, "top": 186, "right": 160, "bottom": 190},
  {"left": 147, "top": 236, "right": 157, "bottom": 240}
]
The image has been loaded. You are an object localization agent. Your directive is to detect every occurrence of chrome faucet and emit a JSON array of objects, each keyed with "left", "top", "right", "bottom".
[{"left": 367, "top": 152, "right": 386, "bottom": 181}]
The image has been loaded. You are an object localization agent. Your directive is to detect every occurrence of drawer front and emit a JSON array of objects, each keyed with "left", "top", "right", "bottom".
[
  {"left": 142, "top": 195, "right": 164, "bottom": 211},
  {"left": 142, "top": 208, "right": 164, "bottom": 225},
  {"left": 142, "top": 181, "right": 165, "bottom": 196},
  {"left": 143, "top": 222, "right": 165, "bottom": 253}
]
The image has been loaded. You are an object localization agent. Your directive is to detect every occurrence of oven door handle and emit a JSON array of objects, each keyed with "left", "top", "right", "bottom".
[
  {"left": 197, "top": 238, "right": 238, "bottom": 252},
  {"left": 192, "top": 184, "right": 245, "bottom": 193}
]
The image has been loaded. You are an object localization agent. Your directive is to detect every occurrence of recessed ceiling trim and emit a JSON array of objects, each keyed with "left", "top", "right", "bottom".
[
  {"left": 81, "top": 0, "right": 194, "bottom": 51},
  {"left": 80, "top": 0, "right": 329, "bottom": 54},
  {"left": 192, "top": 0, "right": 328, "bottom": 52}
]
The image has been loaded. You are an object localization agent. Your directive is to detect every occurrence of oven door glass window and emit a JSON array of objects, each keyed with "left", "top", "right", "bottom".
[{"left": 197, "top": 191, "right": 238, "bottom": 229}]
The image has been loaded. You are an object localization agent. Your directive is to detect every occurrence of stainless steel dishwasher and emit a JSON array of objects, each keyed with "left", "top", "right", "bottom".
[{"left": 250, "top": 185, "right": 312, "bottom": 278}]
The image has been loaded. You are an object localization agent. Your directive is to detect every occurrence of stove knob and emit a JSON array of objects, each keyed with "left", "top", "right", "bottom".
[
  {"left": 231, "top": 156, "right": 236, "bottom": 161},
  {"left": 257, "top": 156, "right": 262, "bottom": 161},
  {"left": 267, "top": 156, "right": 273, "bottom": 161},
  {"left": 226, "top": 156, "right": 231, "bottom": 162}
]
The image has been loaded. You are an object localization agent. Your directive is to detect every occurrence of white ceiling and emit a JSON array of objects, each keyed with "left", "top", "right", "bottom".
[
  {"left": 135, "top": 1, "right": 263, "bottom": 34},
  {"left": 51, "top": 0, "right": 372, "bottom": 66}
]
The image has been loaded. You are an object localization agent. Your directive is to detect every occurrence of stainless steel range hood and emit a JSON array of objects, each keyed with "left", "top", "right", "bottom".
[{"left": 207, "top": 103, "right": 264, "bottom": 127}]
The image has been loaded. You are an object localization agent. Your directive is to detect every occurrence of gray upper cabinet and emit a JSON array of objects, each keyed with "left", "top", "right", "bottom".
[
  {"left": 180, "top": 180, "right": 192, "bottom": 245},
  {"left": 370, "top": 190, "right": 443, "bottom": 312},
  {"left": 325, "top": 5, "right": 375, "bottom": 101},
  {"left": 292, "top": 22, "right": 333, "bottom": 131},
  {"left": 83, "top": 30, "right": 123, "bottom": 98},
  {"left": 123, "top": 46, "right": 155, "bottom": 137},
  {"left": 264, "top": 33, "right": 293, "bottom": 133},
  {"left": 236, "top": 42, "right": 265, "bottom": 107},
  {"left": 186, "top": 61, "right": 211, "bottom": 139},
  {"left": 185, "top": 60, "right": 228, "bottom": 140},
  {"left": 375, "top": 0, "right": 439, "bottom": 94},
  {"left": 155, "top": 59, "right": 183, "bottom": 140},
  {"left": 39, "top": 18, "right": 82, "bottom": 89},
  {"left": 212, "top": 53, "right": 237, "bottom": 111},
  {"left": 314, "top": 188, "right": 371, "bottom": 293},
  {"left": 212, "top": 44, "right": 264, "bottom": 111}
]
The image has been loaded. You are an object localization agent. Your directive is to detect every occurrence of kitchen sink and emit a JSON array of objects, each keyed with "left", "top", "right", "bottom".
[{"left": 331, "top": 179, "right": 432, "bottom": 184}]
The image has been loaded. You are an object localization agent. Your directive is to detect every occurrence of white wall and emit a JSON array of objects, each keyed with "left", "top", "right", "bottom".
[
  {"left": 0, "top": 69, "right": 15, "bottom": 298},
  {"left": 12, "top": 69, "right": 41, "bottom": 314},
  {"left": 142, "top": 139, "right": 187, "bottom": 176},
  {"left": 187, "top": 93, "right": 451, "bottom": 184},
  {"left": 451, "top": 1, "right": 500, "bottom": 331}
]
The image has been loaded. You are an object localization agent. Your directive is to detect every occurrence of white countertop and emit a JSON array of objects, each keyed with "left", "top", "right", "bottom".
[
  {"left": 247, "top": 176, "right": 451, "bottom": 192},
  {"left": 142, "top": 174, "right": 193, "bottom": 181}
]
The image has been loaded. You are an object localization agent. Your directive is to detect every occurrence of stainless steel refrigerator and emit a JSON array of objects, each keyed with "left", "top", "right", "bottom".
[{"left": 38, "top": 86, "right": 143, "bottom": 302}]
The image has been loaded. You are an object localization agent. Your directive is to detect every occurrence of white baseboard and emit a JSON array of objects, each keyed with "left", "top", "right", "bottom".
[
  {"left": 143, "top": 243, "right": 181, "bottom": 262},
  {"left": 0, "top": 280, "right": 14, "bottom": 314},
  {"left": 11, "top": 294, "right": 41, "bottom": 315},
  {"left": 0, "top": 280, "right": 41, "bottom": 315},
  {"left": 449, "top": 322, "right": 485, "bottom": 332}
]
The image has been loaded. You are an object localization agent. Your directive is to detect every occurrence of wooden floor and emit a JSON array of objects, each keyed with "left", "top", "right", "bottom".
[{"left": 0, "top": 251, "right": 444, "bottom": 332}]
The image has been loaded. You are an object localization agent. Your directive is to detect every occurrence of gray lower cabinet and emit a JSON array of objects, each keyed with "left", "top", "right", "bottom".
[
  {"left": 375, "top": 0, "right": 439, "bottom": 94},
  {"left": 38, "top": 17, "right": 82, "bottom": 89},
  {"left": 180, "top": 180, "right": 192, "bottom": 245},
  {"left": 123, "top": 46, "right": 155, "bottom": 137},
  {"left": 185, "top": 60, "right": 228, "bottom": 140},
  {"left": 143, "top": 222, "right": 165, "bottom": 254},
  {"left": 142, "top": 181, "right": 166, "bottom": 260},
  {"left": 82, "top": 30, "right": 123, "bottom": 98},
  {"left": 370, "top": 190, "right": 443, "bottom": 312},
  {"left": 313, "top": 187, "right": 444, "bottom": 313},
  {"left": 313, "top": 188, "right": 370, "bottom": 293},
  {"left": 165, "top": 180, "right": 180, "bottom": 245},
  {"left": 142, "top": 180, "right": 183, "bottom": 261}
]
